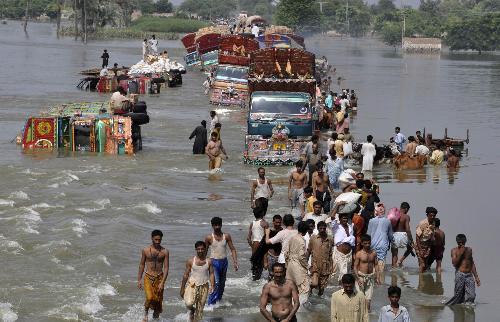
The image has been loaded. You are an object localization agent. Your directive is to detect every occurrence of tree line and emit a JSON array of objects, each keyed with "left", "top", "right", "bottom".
[
  {"left": 274, "top": 0, "right": 499, "bottom": 52},
  {"left": 4, "top": 0, "right": 498, "bottom": 51}
]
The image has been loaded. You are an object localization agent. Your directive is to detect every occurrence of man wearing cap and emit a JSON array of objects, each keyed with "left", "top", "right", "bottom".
[{"left": 415, "top": 207, "right": 438, "bottom": 273}]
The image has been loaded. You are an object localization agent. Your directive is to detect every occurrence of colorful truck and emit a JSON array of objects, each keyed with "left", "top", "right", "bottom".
[
  {"left": 19, "top": 102, "right": 149, "bottom": 155},
  {"left": 209, "top": 35, "right": 259, "bottom": 107},
  {"left": 244, "top": 48, "right": 318, "bottom": 165}
]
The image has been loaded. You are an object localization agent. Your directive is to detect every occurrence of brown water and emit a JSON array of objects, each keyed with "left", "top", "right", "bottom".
[{"left": 0, "top": 22, "right": 499, "bottom": 321}]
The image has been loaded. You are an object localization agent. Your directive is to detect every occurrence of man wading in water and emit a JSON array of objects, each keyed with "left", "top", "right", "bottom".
[
  {"left": 180, "top": 241, "right": 215, "bottom": 322},
  {"left": 137, "top": 230, "right": 169, "bottom": 322},
  {"left": 205, "top": 217, "right": 238, "bottom": 305},
  {"left": 259, "top": 263, "right": 300, "bottom": 322},
  {"left": 446, "top": 234, "right": 480, "bottom": 305},
  {"left": 206, "top": 132, "right": 228, "bottom": 171}
]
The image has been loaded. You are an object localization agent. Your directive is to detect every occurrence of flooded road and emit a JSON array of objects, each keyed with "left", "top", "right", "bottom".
[{"left": 0, "top": 22, "right": 499, "bottom": 321}]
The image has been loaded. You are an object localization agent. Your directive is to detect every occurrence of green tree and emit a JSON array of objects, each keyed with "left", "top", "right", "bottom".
[
  {"left": 138, "top": 0, "right": 155, "bottom": 14},
  {"left": 156, "top": 0, "right": 173, "bottom": 13},
  {"left": 372, "top": 0, "right": 396, "bottom": 14},
  {"left": 380, "top": 20, "right": 401, "bottom": 48},
  {"left": 445, "top": 12, "right": 500, "bottom": 53},
  {"left": 274, "top": 0, "right": 321, "bottom": 30},
  {"left": 179, "top": 0, "right": 236, "bottom": 19}
]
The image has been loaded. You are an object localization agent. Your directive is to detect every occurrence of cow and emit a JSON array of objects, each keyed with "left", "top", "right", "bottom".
[{"left": 393, "top": 154, "right": 427, "bottom": 170}]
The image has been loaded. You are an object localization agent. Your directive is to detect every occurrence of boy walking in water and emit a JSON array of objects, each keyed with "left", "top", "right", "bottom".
[
  {"left": 446, "top": 234, "right": 480, "bottom": 305},
  {"left": 430, "top": 218, "right": 445, "bottom": 273},
  {"left": 354, "top": 234, "right": 377, "bottom": 311},
  {"left": 180, "top": 241, "right": 215, "bottom": 322},
  {"left": 377, "top": 286, "right": 410, "bottom": 322},
  {"left": 137, "top": 230, "right": 169, "bottom": 322},
  {"left": 205, "top": 217, "right": 239, "bottom": 305}
]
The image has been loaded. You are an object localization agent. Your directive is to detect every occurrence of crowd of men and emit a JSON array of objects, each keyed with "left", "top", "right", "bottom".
[
  {"left": 136, "top": 59, "right": 467, "bottom": 322},
  {"left": 136, "top": 162, "right": 479, "bottom": 321}
]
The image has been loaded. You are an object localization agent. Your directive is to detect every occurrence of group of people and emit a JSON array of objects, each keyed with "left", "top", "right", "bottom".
[
  {"left": 317, "top": 89, "right": 357, "bottom": 133},
  {"left": 160, "top": 56, "right": 471, "bottom": 322},
  {"left": 189, "top": 110, "right": 228, "bottom": 170},
  {"left": 142, "top": 35, "right": 159, "bottom": 58},
  {"left": 138, "top": 215, "right": 238, "bottom": 322},
  {"left": 247, "top": 164, "right": 479, "bottom": 321},
  {"left": 135, "top": 161, "right": 480, "bottom": 321},
  {"left": 389, "top": 127, "right": 460, "bottom": 168}
]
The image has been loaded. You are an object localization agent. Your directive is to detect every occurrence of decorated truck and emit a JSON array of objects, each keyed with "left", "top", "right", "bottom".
[
  {"left": 209, "top": 35, "right": 260, "bottom": 107},
  {"left": 19, "top": 101, "right": 149, "bottom": 155},
  {"left": 243, "top": 48, "right": 317, "bottom": 165}
]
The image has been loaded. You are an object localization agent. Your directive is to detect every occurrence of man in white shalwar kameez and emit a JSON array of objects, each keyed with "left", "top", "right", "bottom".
[{"left": 361, "top": 135, "right": 376, "bottom": 172}]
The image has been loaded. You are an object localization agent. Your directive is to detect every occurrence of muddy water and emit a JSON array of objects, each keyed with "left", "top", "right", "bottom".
[{"left": 0, "top": 22, "right": 499, "bottom": 321}]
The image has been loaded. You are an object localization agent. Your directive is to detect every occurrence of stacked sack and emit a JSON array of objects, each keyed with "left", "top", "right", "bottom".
[{"left": 128, "top": 56, "right": 185, "bottom": 77}]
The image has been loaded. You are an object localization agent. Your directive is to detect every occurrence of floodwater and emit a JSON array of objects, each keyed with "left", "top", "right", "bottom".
[{"left": 0, "top": 22, "right": 499, "bottom": 322}]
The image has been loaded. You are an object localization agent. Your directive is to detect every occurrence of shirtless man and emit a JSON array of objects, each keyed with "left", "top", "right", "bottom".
[
  {"left": 391, "top": 202, "right": 415, "bottom": 268},
  {"left": 251, "top": 167, "right": 274, "bottom": 208},
  {"left": 405, "top": 136, "right": 417, "bottom": 156},
  {"left": 138, "top": 230, "right": 169, "bottom": 322},
  {"left": 312, "top": 163, "right": 332, "bottom": 213},
  {"left": 431, "top": 218, "right": 445, "bottom": 274},
  {"left": 447, "top": 149, "right": 460, "bottom": 168},
  {"left": 446, "top": 234, "right": 480, "bottom": 305},
  {"left": 288, "top": 160, "right": 308, "bottom": 209},
  {"left": 205, "top": 132, "right": 228, "bottom": 170},
  {"left": 354, "top": 234, "right": 377, "bottom": 311},
  {"left": 259, "top": 263, "right": 300, "bottom": 322}
]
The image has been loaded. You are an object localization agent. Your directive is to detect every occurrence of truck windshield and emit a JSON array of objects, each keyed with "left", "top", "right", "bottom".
[
  {"left": 215, "top": 66, "right": 249, "bottom": 81},
  {"left": 250, "top": 96, "right": 310, "bottom": 115},
  {"left": 202, "top": 51, "right": 218, "bottom": 62}
]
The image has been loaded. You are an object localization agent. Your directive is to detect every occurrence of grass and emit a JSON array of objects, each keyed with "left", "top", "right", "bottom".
[
  {"left": 59, "top": 26, "right": 179, "bottom": 40},
  {"left": 130, "top": 16, "right": 210, "bottom": 34}
]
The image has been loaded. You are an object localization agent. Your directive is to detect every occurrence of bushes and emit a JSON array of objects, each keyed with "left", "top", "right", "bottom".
[
  {"left": 59, "top": 26, "right": 179, "bottom": 40},
  {"left": 130, "top": 17, "right": 210, "bottom": 33}
]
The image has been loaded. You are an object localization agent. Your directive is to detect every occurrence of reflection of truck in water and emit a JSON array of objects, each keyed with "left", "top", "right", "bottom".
[
  {"left": 244, "top": 47, "right": 317, "bottom": 165},
  {"left": 209, "top": 35, "right": 259, "bottom": 107}
]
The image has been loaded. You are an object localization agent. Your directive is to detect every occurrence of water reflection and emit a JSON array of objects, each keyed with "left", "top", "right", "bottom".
[
  {"left": 393, "top": 167, "right": 427, "bottom": 183},
  {"left": 432, "top": 165, "right": 442, "bottom": 184},
  {"left": 450, "top": 304, "right": 476, "bottom": 322},
  {"left": 447, "top": 168, "right": 459, "bottom": 184},
  {"left": 418, "top": 272, "right": 444, "bottom": 296}
]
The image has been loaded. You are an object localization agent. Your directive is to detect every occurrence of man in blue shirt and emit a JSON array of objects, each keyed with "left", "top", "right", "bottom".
[{"left": 393, "top": 127, "right": 407, "bottom": 152}]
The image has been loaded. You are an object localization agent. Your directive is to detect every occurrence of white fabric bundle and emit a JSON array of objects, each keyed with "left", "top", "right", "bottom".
[{"left": 128, "top": 57, "right": 185, "bottom": 76}]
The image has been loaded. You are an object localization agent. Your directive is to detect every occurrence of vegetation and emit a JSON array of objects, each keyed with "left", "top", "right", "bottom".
[
  {"left": 59, "top": 26, "right": 179, "bottom": 40},
  {"left": 372, "top": 0, "right": 500, "bottom": 52},
  {"left": 4, "top": 0, "right": 499, "bottom": 52},
  {"left": 239, "top": 0, "right": 276, "bottom": 22},
  {"left": 178, "top": 0, "right": 237, "bottom": 19},
  {"left": 130, "top": 16, "right": 210, "bottom": 33},
  {"left": 274, "top": 0, "right": 321, "bottom": 31},
  {"left": 3, "top": 0, "right": 55, "bottom": 19}
]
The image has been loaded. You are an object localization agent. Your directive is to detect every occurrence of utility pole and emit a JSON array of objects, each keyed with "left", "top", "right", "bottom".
[
  {"left": 401, "top": 0, "right": 406, "bottom": 47},
  {"left": 23, "top": 0, "right": 29, "bottom": 33},
  {"left": 345, "top": 0, "right": 349, "bottom": 36},
  {"left": 318, "top": 1, "right": 327, "bottom": 13}
]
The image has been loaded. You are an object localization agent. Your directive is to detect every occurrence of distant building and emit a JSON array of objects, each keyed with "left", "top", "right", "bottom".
[{"left": 402, "top": 37, "right": 441, "bottom": 53}]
